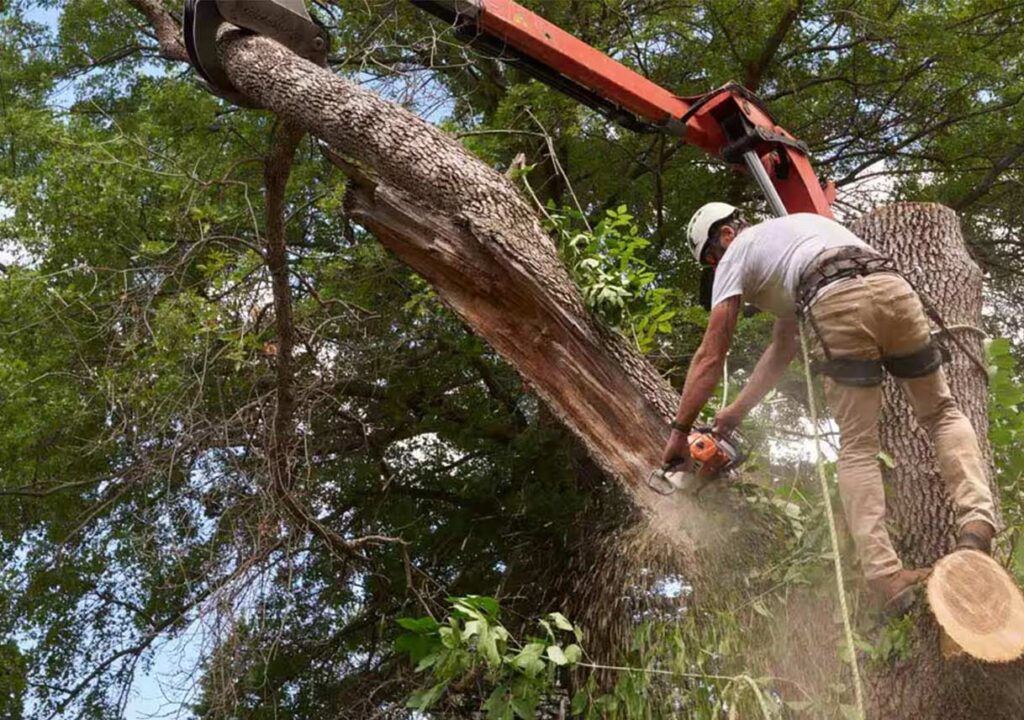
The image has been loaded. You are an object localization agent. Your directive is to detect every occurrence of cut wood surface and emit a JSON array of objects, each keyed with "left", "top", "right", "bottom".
[{"left": 928, "top": 549, "right": 1024, "bottom": 663}]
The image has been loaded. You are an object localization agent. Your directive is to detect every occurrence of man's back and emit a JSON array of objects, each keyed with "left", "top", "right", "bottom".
[{"left": 710, "top": 213, "right": 870, "bottom": 317}]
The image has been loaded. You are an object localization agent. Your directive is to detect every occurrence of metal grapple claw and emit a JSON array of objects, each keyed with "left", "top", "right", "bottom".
[{"left": 184, "top": 0, "right": 330, "bottom": 106}]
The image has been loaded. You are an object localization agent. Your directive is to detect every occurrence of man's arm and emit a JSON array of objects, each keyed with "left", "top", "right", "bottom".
[
  {"left": 674, "top": 297, "right": 742, "bottom": 428},
  {"left": 714, "top": 316, "right": 798, "bottom": 433},
  {"left": 662, "top": 297, "right": 741, "bottom": 466}
]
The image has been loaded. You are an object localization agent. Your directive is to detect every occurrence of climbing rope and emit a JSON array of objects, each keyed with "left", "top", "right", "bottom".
[
  {"left": 906, "top": 282, "right": 989, "bottom": 381},
  {"left": 721, "top": 355, "right": 729, "bottom": 409},
  {"left": 799, "top": 329, "right": 867, "bottom": 720}
]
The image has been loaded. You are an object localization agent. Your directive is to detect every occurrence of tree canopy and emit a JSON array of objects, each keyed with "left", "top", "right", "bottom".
[{"left": 2, "top": 1, "right": 1024, "bottom": 718}]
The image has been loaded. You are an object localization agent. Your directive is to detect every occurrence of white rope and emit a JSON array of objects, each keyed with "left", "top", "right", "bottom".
[
  {"left": 936, "top": 323, "right": 986, "bottom": 337},
  {"left": 799, "top": 330, "right": 867, "bottom": 720},
  {"left": 721, "top": 355, "right": 730, "bottom": 410}
]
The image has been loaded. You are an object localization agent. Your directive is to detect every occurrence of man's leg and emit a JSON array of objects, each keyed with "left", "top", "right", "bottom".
[
  {"left": 897, "top": 370, "right": 998, "bottom": 537},
  {"left": 812, "top": 277, "right": 904, "bottom": 580},
  {"left": 824, "top": 378, "right": 903, "bottom": 580},
  {"left": 868, "top": 274, "right": 999, "bottom": 546}
]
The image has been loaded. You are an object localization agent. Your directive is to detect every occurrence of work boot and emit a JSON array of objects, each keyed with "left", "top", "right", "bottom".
[
  {"left": 867, "top": 568, "right": 932, "bottom": 617},
  {"left": 956, "top": 520, "right": 995, "bottom": 554}
]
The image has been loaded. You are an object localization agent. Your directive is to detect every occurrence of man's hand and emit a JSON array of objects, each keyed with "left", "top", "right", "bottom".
[
  {"left": 661, "top": 428, "right": 693, "bottom": 470},
  {"left": 713, "top": 404, "right": 745, "bottom": 436}
]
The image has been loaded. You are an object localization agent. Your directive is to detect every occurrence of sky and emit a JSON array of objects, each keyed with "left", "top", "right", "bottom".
[{"left": 0, "top": 205, "right": 12, "bottom": 265}]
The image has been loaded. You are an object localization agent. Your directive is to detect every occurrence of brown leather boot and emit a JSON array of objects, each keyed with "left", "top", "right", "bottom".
[
  {"left": 867, "top": 568, "right": 932, "bottom": 617},
  {"left": 956, "top": 520, "right": 995, "bottom": 554}
]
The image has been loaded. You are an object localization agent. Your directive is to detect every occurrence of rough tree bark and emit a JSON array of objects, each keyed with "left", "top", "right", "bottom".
[{"left": 851, "top": 204, "right": 1023, "bottom": 720}]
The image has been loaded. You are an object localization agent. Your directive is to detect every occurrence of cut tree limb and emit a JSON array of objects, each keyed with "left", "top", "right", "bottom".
[{"left": 216, "top": 30, "right": 680, "bottom": 517}]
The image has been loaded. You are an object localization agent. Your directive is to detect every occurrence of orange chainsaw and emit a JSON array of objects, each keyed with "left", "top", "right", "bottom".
[{"left": 648, "top": 425, "right": 749, "bottom": 495}]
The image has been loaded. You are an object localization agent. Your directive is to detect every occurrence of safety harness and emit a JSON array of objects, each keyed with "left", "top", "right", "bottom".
[{"left": 795, "top": 246, "right": 957, "bottom": 387}]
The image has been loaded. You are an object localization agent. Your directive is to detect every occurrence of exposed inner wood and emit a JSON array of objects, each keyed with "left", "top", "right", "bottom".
[{"left": 216, "top": 31, "right": 698, "bottom": 533}]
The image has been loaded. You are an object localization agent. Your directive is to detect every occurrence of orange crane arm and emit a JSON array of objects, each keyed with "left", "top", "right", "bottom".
[{"left": 412, "top": 0, "right": 835, "bottom": 217}]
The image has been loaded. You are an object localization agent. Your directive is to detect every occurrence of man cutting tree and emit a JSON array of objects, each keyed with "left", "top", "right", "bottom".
[{"left": 662, "top": 203, "right": 998, "bottom": 612}]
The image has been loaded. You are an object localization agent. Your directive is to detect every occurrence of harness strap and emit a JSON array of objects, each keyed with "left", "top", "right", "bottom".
[
  {"left": 883, "top": 341, "right": 949, "bottom": 379},
  {"left": 796, "top": 246, "right": 899, "bottom": 315},
  {"left": 795, "top": 246, "right": 970, "bottom": 387},
  {"left": 810, "top": 357, "right": 885, "bottom": 387},
  {"left": 797, "top": 247, "right": 890, "bottom": 386}
]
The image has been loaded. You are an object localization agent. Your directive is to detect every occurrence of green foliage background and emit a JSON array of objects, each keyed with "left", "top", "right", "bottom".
[{"left": 2, "top": 0, "right": 1024, "bottom": 717}]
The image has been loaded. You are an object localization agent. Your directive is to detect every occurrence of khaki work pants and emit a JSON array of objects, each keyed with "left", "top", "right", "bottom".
[{"left": 808, "top": 273, "right": 997, "bottom": 580}]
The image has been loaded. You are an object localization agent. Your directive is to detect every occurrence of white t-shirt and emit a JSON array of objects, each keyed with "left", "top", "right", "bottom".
[{"left": 709, "top": 213, "right": 871, "bottom": 317}]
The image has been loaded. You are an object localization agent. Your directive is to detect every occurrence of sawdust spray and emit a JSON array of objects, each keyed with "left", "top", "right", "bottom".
[{"left": 563, "top": 479, "right": 852, "bottom": 713}]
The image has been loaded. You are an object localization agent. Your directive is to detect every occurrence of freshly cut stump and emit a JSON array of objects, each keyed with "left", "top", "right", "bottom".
[{"left": 927, "top": 549, "right": 1024, "bottom": 662}]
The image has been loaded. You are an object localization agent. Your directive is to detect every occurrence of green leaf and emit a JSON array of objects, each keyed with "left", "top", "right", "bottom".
[
  {"left": 407, "top": 681, "right": 448, "bottom": 711},
  {"left": 448, "top": 598, "right": 499, "bottom": 618},
  {"left": 877, "top": 451, "right": 896, "bottom": 469},
  {"left": 538, "top": 619, "right": 554, "bottom": 639},
  {"left": 415, "top": 652, "right": 440, "bottom": 671},
  {"left": 439, "top": 626, "right": 459, "bottom": 649},
  {"left": 480, "top": 625, "right": 502, "bottom": 667},
  {"left": 571, "top": 689, "right": 589, "bottom": 715},
  {"left": 563, "top": 643, "right": 582, "bottom": 664},
  {"left": 511, "top": 690, "right": 539, "bottom": 719},
  {"left": 397, "top": 616, "right": 440, "bottom": 633},
  {"left": 511, "top": 642, "right": 546, "bottom": 677},
  {"left": 548, "top": 612, "right": 574, "bottom": 632},
  {"left": 546, "top": 645, "right": 568, "bottom": 666},
  {"left": 462, "top": 619, "right": 482, "bottom": 639},
  {"left": 394, "top": 633, "right": 437, "bottom": 663},
  {"left": 483, "top": 686, "right": 514, "bottom": 720}
]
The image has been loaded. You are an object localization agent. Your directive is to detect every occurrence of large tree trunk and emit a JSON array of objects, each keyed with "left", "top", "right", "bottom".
[{"left": 851, "top": 204, "right": 1023, "bottom": 720}]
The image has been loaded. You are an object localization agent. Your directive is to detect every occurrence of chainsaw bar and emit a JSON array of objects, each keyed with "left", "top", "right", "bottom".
[{"left": 647, "top": 467, "right": 702, "bottom": 496}]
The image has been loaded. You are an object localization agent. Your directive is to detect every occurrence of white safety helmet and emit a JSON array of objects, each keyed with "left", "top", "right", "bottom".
[{"left": 687, "top": 202, "right": 739, "bottom": 265}]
